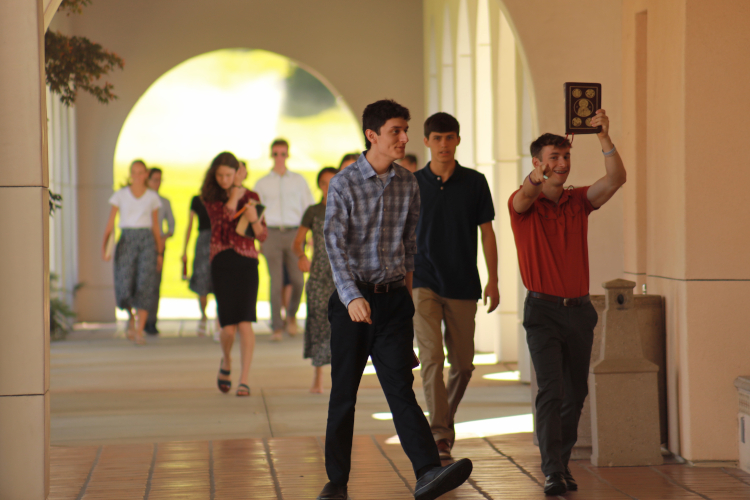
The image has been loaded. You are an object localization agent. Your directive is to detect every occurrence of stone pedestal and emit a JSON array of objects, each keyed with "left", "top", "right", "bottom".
[
  {"left": 530, "top": 292, "right": 667, "bottom": 459},
  {"left": 589, "top": 279, "right": 662, "bottom": 466},
  {"left": 735, "top": 376, "right": 750, "bottom": 474}
]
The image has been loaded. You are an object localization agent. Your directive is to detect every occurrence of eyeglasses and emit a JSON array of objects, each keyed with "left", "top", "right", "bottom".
[{"left": 272, "top": 152, "right": 288, "bottom": 157}]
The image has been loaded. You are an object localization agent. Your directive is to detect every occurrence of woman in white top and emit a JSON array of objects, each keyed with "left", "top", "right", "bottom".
[{"left": 102, "top": 160, "right": 164, "bottom": 345}]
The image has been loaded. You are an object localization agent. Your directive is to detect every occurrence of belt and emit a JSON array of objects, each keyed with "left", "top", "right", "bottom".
[
  {"left": 355, "top": 279, "right": 405, "bottom": 293},
  {"left": 267, "top": 226, "right": 298, "bottom": 232},
  {"left": 528, "top": 291, "right": 590, "bottom": 307}
]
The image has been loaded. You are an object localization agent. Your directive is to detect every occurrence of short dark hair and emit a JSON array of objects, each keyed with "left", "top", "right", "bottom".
[
  {"left": 424, "top": 112, "right": 460, "bottom": 138},
  {"left": 317, "top": 166, "right": 339, "bottom": 186},
  {"left": 270, "top": 138, "right": 289, "bottom": 151},
  {"left": 530, "top": 133, "right": 572, "bottom": 159},
  {"left": 362, "top": 99, "right": 410, "bottom": 150},
  {"left": 402, "top": 154, "right": 418, "bottom": 165},
  {"left": 338, "top": 153, "right": 359, "bottom": 169},
  {"left": 148, "top": 167, "right": 162, "bottom": 178}
]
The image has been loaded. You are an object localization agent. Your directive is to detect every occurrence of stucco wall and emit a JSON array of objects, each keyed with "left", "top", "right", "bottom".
[
  {"left": 622, "top": 0, "right": 750, "bottom": 461},
  {"left": 61, "top": 0, "right": 424, "bottom": 321},
  {"left": 499, "top": 0, "right": 625, "bottom": 298}
]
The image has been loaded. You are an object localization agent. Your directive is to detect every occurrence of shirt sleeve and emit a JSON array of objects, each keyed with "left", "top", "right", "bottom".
[
  {"left": 300, "top": 205, "right": 315, "bottom": 229},
  {"left": 403, "top": 178, "right": 420, "bottom": 273},
  {"left": 164, "top": 198, "right": 175, "bottom": 236},
  {"left": 253, "top": 178, "right": 266, "bottom": 203},
  {"left": 324, "top": 181, "right": 362, "bottom": 307},
  {"left": 150, "top": 192, "right": 162, "bottom": 213},
  {"left": 508, "top": 187, "right": 535, "bottom": 221},
  {"left": 477, "top": 174, "right": 496, "bottom": 225},
  {"left": 576, "top": 186, "right": 598, "bottom": 215},
  {"left": 190, "top": 196, "right": 200, "bottom": 214},
  {"left": 300, "top": 175, "right": 315, "bottom": 218},
  {"left": 108, "top": 189, "right": 121, "bottom": 207}
]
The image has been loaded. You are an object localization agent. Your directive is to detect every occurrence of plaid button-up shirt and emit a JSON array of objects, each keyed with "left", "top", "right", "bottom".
[{"left": 324, "top": 153, "right": 420, "bottom": 307}]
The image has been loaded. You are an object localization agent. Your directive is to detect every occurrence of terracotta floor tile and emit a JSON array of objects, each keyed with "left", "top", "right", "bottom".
[{"left": 50, "top": 434, "right": 749, "bottom": 499}]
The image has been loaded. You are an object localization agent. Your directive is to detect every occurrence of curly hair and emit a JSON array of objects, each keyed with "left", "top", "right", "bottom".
[{"left": 201, "top": 152, "right": 240, "bottom": 203}]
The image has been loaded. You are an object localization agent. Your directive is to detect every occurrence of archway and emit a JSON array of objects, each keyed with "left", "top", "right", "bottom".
[
  {"left": 424, "top": 0, "right": 537, "bottom": 378},
  {"left": 112, "top": 48, "right": 363, "bottom": 322}
]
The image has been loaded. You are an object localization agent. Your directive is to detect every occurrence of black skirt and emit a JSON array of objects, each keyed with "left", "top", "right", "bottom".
[{"left": 211, "top": 249, "right": 259, "bottom": 327}]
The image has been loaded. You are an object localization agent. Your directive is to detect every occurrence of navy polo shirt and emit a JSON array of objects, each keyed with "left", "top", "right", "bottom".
[{"left": 413, "top": 162, "right": 495, "bottom": 300}]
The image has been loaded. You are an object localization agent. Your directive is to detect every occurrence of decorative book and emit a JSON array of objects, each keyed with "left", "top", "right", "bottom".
[
  {"left": 235, "top": 204, "right": 265, "bottom": 238},
  {"left": 564, "top": 82, "right": 602, "bottom": 135}
]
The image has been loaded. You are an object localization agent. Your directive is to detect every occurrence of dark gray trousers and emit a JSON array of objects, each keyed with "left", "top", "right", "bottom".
[{"left": 523, "top": 295, "right": 597, "bottom": 475}]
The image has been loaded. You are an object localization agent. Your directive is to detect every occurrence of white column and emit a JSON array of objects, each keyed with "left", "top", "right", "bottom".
[
  {"left": 495, "top": 10, "right": 522, "bottom": 365},
  {"left": 47, "top": 87, "right": 79, "bottom": 306},
  {"left": 0, "top": 0, "right": 51, "bottom": 498}
]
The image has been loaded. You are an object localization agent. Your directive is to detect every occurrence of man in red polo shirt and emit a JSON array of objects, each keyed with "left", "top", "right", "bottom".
[{"left": 509, "top": 109, "right": 626, "bottom": 496}]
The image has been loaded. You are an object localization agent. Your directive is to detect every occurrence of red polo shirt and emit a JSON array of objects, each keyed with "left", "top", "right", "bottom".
[{"left": 508, "top": 186, "right": 597, "bottom": 298}]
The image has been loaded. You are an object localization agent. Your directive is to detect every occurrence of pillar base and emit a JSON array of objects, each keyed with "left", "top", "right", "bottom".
[{"left": 590, "top": 371, "right": 663, "bottom": 467}]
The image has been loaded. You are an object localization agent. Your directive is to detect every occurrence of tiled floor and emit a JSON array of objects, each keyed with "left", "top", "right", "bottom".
[{"left": 50, "top": 433, "right": 750, "bottom": 500}]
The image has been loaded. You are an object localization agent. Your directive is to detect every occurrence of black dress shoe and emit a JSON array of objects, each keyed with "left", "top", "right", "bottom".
[
  {"left": 544, "top": 472, "right": 567, "bottom": 496},
  {"left": 316, "top": 481, "right": 347, "bottom": 500},
  {"left": 563, "top": 466, "right": 578, "bottom": 491},
  {"left": 144, "top": 324, "right": 159, "bottom": 335},
  {"left": 414, "top": 458, "right": 472, "bottom": 500}
]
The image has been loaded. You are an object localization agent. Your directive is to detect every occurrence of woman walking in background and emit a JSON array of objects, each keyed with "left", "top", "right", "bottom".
[
  {"left": 182, "top": 192, "right": 213, "bottom": 336},
  {"left": 102, "top": 159, "right": 164, "bottom": 345},
  {"left": 292, "top": 167, "right": 338, "bottom": 393},
  {"left": 202, "top": 152, "right": 267, "bottom": 397}
]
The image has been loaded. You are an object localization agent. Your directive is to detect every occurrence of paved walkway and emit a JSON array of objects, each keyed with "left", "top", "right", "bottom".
[
  {"left": 51, "top": 433, "right": 750, "bottom": 499},
  {"left": 52, "top": 323, "right": 527, "bottom": 446},
  {"left": 50, "top": 323, "right": 750, "bottom": 499}
]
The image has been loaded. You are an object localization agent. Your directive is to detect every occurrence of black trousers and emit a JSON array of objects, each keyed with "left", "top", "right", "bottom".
[
  {"left": 523, "top": 295, "right": 597, "bottom": 476},
  {"left": 325, "top": 287, "right": 440, "bottom": 485}
]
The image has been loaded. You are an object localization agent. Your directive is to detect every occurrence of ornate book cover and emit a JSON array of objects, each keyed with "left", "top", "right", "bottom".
[{"left": 564, "top": 82, "right": 602, "bottom": 135}]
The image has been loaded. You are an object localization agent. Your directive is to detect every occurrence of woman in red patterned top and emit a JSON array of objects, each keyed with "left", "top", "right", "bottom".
[{"left": 201, "top": 152, "right": 267, "bottom": 397}]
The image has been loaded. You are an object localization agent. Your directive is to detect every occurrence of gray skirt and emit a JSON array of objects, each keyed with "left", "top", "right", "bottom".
[
  {"left": 114, "top": 228, "right": 158, "bottom": 311},
  {"left": 189, "top": 230, "right": 213, "bottom": 296}
]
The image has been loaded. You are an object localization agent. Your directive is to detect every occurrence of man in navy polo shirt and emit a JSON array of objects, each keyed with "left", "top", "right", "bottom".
[{"left": 413, "top": 112, "right": 500, "bottom": 460}]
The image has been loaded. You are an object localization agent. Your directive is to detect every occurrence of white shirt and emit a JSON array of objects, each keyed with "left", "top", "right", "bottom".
[
  {"left": 109, "top": 187, "right": 162, "bottom": 229},
  {"left": 254, "top": 169, "right": 314, "bottom": 227}
]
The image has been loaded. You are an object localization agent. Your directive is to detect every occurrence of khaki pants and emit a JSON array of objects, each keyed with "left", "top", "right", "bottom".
[
  {"left": 263, "top": 228, "right": 304, "bottom": 331},
  {"left": 413, "top": 287, "right": 477, "bottom": 445}
]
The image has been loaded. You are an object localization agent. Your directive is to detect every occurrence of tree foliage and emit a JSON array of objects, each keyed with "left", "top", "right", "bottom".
[
  {"left": 58, "top": 0, "right": 93, "bottom": 16},
  {"left": 45, "top": 0, "right": 124, "bottom": 106}
]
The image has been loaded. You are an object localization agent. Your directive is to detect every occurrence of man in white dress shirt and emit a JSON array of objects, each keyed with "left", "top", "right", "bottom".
[{"left": 254, "top": 139, "right": 314, "bottom": 340}]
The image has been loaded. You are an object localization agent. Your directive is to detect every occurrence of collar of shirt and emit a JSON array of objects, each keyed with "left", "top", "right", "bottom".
[
  {"left": 421, "top": 161, "right": 466, "bottom": 185},
  {"left": 355, "top": 151, "right": 397, "bottom": 185}
]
